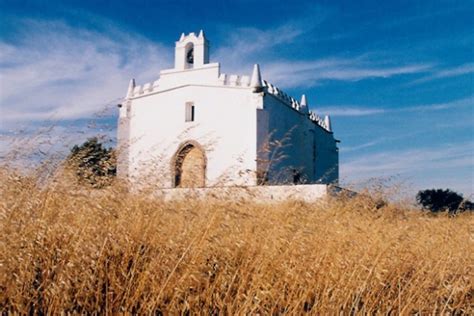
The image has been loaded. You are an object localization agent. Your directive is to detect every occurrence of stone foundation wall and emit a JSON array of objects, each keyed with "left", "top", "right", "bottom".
[{"left": 155, "top": 184, "right": 330, "bottom": 203}]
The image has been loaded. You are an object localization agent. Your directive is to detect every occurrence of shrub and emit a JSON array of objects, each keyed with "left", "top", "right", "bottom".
[
  {"left": 67, "top": 137, "right": 116, "bottom": 187},
  {"left": 416, "top": 188, "right": 472, "bottom": 214}
]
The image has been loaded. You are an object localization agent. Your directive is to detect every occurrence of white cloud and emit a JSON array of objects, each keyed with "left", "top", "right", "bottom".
[
  {"left": 340, "top": 140, "right": 381, "bottom": 153},
  {"left": 261, "top": 60, "right": 431, "bottom": 88},
  {"left": 213, "top": 4, "right": 329, "bottom": 70},
  {"left": 341, "top": 142, "right": 474, "bottom": 194},
  {"left": 212, "top": 17, "right": 432, "bottom": 89},
  {"left": 0, "top": 18, "right": 171, "bottom": 126},
  {"left": 0, "top": 16, "right": 439, "bottom": 129},
  {"left": 212, "top": 25, "right": 431, "bottom": 88},
  {"left": 213, "top": 25, "right": 304, "bottom": 67},
  {"left": 432, "top": 63, "right": 474, "bottom": 79},
  {"left": 317, "top": 96, "right": 472, "bottom": 117},
  {"left": 407, "top": 96, "right": 473, "bottom": 111},
  {"left": 317, "top": 106, "right": 386, "bottom": 117},
  {"left": 216, "top": 45, "right": 432, "bottom": 88},
  {"left": 409, "top": 63, "right": 474, "bottom": 85}
]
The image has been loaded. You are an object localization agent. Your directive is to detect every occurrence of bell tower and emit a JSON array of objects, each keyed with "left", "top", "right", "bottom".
[{"left": 175, "top": 30, "right": 209, "bottom": 70}]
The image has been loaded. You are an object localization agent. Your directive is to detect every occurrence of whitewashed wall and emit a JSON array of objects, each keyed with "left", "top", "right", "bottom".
[
  {"left": 257, "top": 94, "right": 339, "bottom": 184},
  {"left": 126, "top": 84, "right": 260, "bottom": 188},
  {"left": 311, "top": 120, "right": 339, "bottom": 184},
  {"left": 156, "top": 184, "right": 329, "bottom": 203}
]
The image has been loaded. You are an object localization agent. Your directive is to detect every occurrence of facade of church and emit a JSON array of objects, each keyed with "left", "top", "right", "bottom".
[{"left": 117, "top": 31, "right": 339, "bottom": 188}]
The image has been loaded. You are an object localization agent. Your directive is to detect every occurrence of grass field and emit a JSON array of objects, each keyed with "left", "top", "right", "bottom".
[{"left": 1, "top": 168, "right": 472, "bottom": 314}]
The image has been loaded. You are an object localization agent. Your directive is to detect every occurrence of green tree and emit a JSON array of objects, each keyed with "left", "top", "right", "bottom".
[
  {"left": 416, "top": 189, "right": 472, "bottom": 214},
  {"left": 68, "top": 137, "right": 116, "bottom": 187}
]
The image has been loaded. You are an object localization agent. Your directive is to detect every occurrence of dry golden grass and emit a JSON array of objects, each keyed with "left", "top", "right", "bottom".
[{"left": 0, "top": 168, "right": 473, "bottom": 314}]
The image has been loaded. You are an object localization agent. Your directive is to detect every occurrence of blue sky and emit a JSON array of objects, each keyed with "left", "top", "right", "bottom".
[{"left": 0, "top": 0, "right": 473, "bottom": 197}]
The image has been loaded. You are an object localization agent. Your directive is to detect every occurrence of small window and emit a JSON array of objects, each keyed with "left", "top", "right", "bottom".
[{"left": 185, "top": 102, "right": 195, "bottom": 122}]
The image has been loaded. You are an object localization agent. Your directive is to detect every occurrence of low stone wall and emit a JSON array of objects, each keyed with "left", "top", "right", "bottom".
[{"left": 155, "top": 184, "right": 329, "bottom": 203}]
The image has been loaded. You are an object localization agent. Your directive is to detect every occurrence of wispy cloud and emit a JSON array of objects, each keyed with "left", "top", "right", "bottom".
[
  {"left": 264, "top": 60, "right": 431, "bottom": 88},
  {"left": 213, "top": 25, "right": 304, "bottom": 66},
  {"left": 213, "top": 15, "right": 433, "bottom": 89},
  {"left": 340, "top": 140, "right": 381, "bottom": 153},
  {"left": 216, "top": 45, "right": 433, "bottom": 88},
  {"left": 213, "top": 5, "right": 329, "bottom": 69},
  {"left": 318, "top": 96, "right": 472, "bottom": 117},
  {"left": 407, "top": 97, "right": 473, "bottom": 111},
  {"left": 316, "top": 106, "right": 386, "bottom": 117},
  {"left": 343, "top": 143, "right": 473, "bottom": 174},
  {"left": 341, "top": 141, "right": 474, "bottom": 194},
  {"left": 431, "top": 63, "right": 474, "bottom": 79},
  {"left": 409, "top": 63, "right": 474, "bottom": 85},
  {"left": 0, "top": 18, "right": 171, "bottom": 126}
]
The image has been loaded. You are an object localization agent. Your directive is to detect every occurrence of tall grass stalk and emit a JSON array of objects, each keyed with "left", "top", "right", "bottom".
[{"left": 0, "top": 167, "right": 472, "bottom": 314}]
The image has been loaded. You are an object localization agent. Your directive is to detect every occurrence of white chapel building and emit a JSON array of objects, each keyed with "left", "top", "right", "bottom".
[{"left": 117, "top": 31, "right": 339, "bottom": 188}]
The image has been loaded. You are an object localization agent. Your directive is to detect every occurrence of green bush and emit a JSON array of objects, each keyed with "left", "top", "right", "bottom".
[
  {"left": 416, "top": 188, "right": 473, "bottom": 214},
  {"left": 68, "top": 137, "right": 116, "bottom": 187}
]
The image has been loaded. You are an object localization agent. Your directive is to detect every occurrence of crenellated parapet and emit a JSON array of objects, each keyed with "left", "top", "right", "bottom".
[
  {"left": 263, "top": 79, "right": 301, "bottom": 111},
  {"left": 126, "top": 79, "right": 158, "bottom": 99},
  {"left": 307, "top": 111, "right": 332, "bottom": 132},
  {"left": 217, "top": 73, "right": 251, "bottom": 87},
  {"left": 260, "top": 77, "right": 332, "bottom": 132},
  {"left": 123, "top": 61, "right": 332, "bottom": 132}
]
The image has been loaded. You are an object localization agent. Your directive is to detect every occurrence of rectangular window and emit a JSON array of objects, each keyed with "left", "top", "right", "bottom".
[{"left": 185, "top": 102, "right": 195, "bottom": 122}]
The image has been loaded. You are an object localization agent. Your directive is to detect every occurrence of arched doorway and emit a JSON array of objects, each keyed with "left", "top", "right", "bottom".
[{"left": 172, "top": 141, "right": 206, "bottom": 188}]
